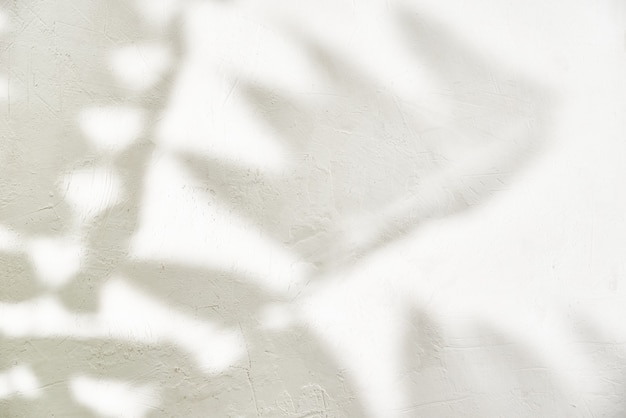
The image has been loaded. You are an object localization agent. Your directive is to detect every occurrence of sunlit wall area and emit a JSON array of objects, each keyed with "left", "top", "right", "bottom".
[{"left": 1, "top": 0, "right": 625, "bottom": 417}]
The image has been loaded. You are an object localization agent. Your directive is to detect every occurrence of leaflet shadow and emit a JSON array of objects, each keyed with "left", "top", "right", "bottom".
[
  {"left": 402, "top": 307, "right": 575, "bottom": 417},
  {"left": 181, "top": 5, "right": 555, "bottom": 279}
]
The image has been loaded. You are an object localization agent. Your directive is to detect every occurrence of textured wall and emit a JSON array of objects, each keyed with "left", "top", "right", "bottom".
[{"left": 1, "top": 0, "right": 626, "bottom": 417}]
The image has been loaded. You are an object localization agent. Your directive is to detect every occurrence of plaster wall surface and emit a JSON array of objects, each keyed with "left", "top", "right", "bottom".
[{"left": 1, "top": 0, "right": 626, "bottom": 417}]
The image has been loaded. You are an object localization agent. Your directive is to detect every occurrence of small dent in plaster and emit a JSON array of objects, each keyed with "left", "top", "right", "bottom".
[
  {"left": 109, "top": 42, "right": 172, "bottom": 92},
  {"left": 79, "top": 106, "right": 145, "bottom": 154},
  {"left": 70, "top": 376, "right": 160, "bottom": 418},
  {"left": 0, "top": 365, "right": 41, "bottom": 399}
]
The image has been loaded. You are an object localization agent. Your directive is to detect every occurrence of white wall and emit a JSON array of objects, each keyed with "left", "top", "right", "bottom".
[{"left": 1, "top": 0, "right": 625, "bottom": 416}]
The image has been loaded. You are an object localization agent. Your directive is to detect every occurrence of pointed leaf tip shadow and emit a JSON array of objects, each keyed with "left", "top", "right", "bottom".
[
  {"left": 396, "top": 8, "right": 556, "bottom": 122},
  {"left": 403, "top": 308, "right": 572, "bottom": 415},
  {"left": 238, "top": 80, "right": 314, "bottom": 151}
]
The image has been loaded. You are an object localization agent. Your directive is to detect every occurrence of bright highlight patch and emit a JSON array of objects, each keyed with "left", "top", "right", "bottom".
[
  {"left": 70, "top": 376, "right": 159, "bottom": 418},
  {"left": 29, "top": 237, "right": 82, "bottom": 287},
  {"left": 0, "top": 279, "right": 245, "bottom": 373},
  {"left": 79, "top": 106, "right": 145, "bottom": 153},
  {"left": 0, "top": 365, "right": 41, "bottom": 399},
  {"left": 109, "top": 43, "right": 172, "bottom": 91},
  {"left": 61, "top": 165, "right": 122, "bottom": 220}
]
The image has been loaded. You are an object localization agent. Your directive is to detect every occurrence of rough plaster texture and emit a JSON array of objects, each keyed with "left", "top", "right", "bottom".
[{"left": 1, "top": 0, "right": 626, "bottom": 417}]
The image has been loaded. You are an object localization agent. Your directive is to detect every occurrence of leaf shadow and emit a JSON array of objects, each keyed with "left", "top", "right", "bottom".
[
  {"left": 401, "top": 307, "right": 576, "bottom": 417},
  {"left": 0, "top": 1, "right": 369, "bottom": 416},
  {"left": 180, "top": 7, "right": 557, "bottom": 279}
]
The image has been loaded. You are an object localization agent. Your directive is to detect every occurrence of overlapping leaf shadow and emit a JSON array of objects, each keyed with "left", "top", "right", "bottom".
[
  {"left": 1, "top": 1, "right": 365, "bottom": 416},
  {"left": 181, "top": 7, "right": 554, "bottom": 277},
  {"left": 0, "top": 0, "right": 564, "bottom": 417},
  {"left": 401, "top": 309, "right": 577, "bottom": 417}
]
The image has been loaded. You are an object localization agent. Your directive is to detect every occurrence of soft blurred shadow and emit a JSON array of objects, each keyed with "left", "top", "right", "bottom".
[
  {"left": 401, "top": 308, "right": 576, "bottom": 417},
  {"left": 0, "top": 0, "right": 566, "bottom": 416},
  {"left": 569, "top": 311, "right": 626, "bottom": 417},
  {"left": 0, "top": 0, "right": 367, "bottom": 416},
  {"left": 182, "top": 6, "right": 555, "bottom": 277}
]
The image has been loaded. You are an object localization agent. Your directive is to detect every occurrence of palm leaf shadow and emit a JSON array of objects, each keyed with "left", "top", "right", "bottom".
[
  {"left": 182, "top": 9, "right": 556, "bottom": 278},
  {"left": 402, "top": 308, "right": 574, "bottom": 417}
]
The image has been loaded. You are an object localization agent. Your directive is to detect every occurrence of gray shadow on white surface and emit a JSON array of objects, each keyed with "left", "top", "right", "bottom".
[{"left": 0, "top": 0, "right": 565, "bottom": 417}]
